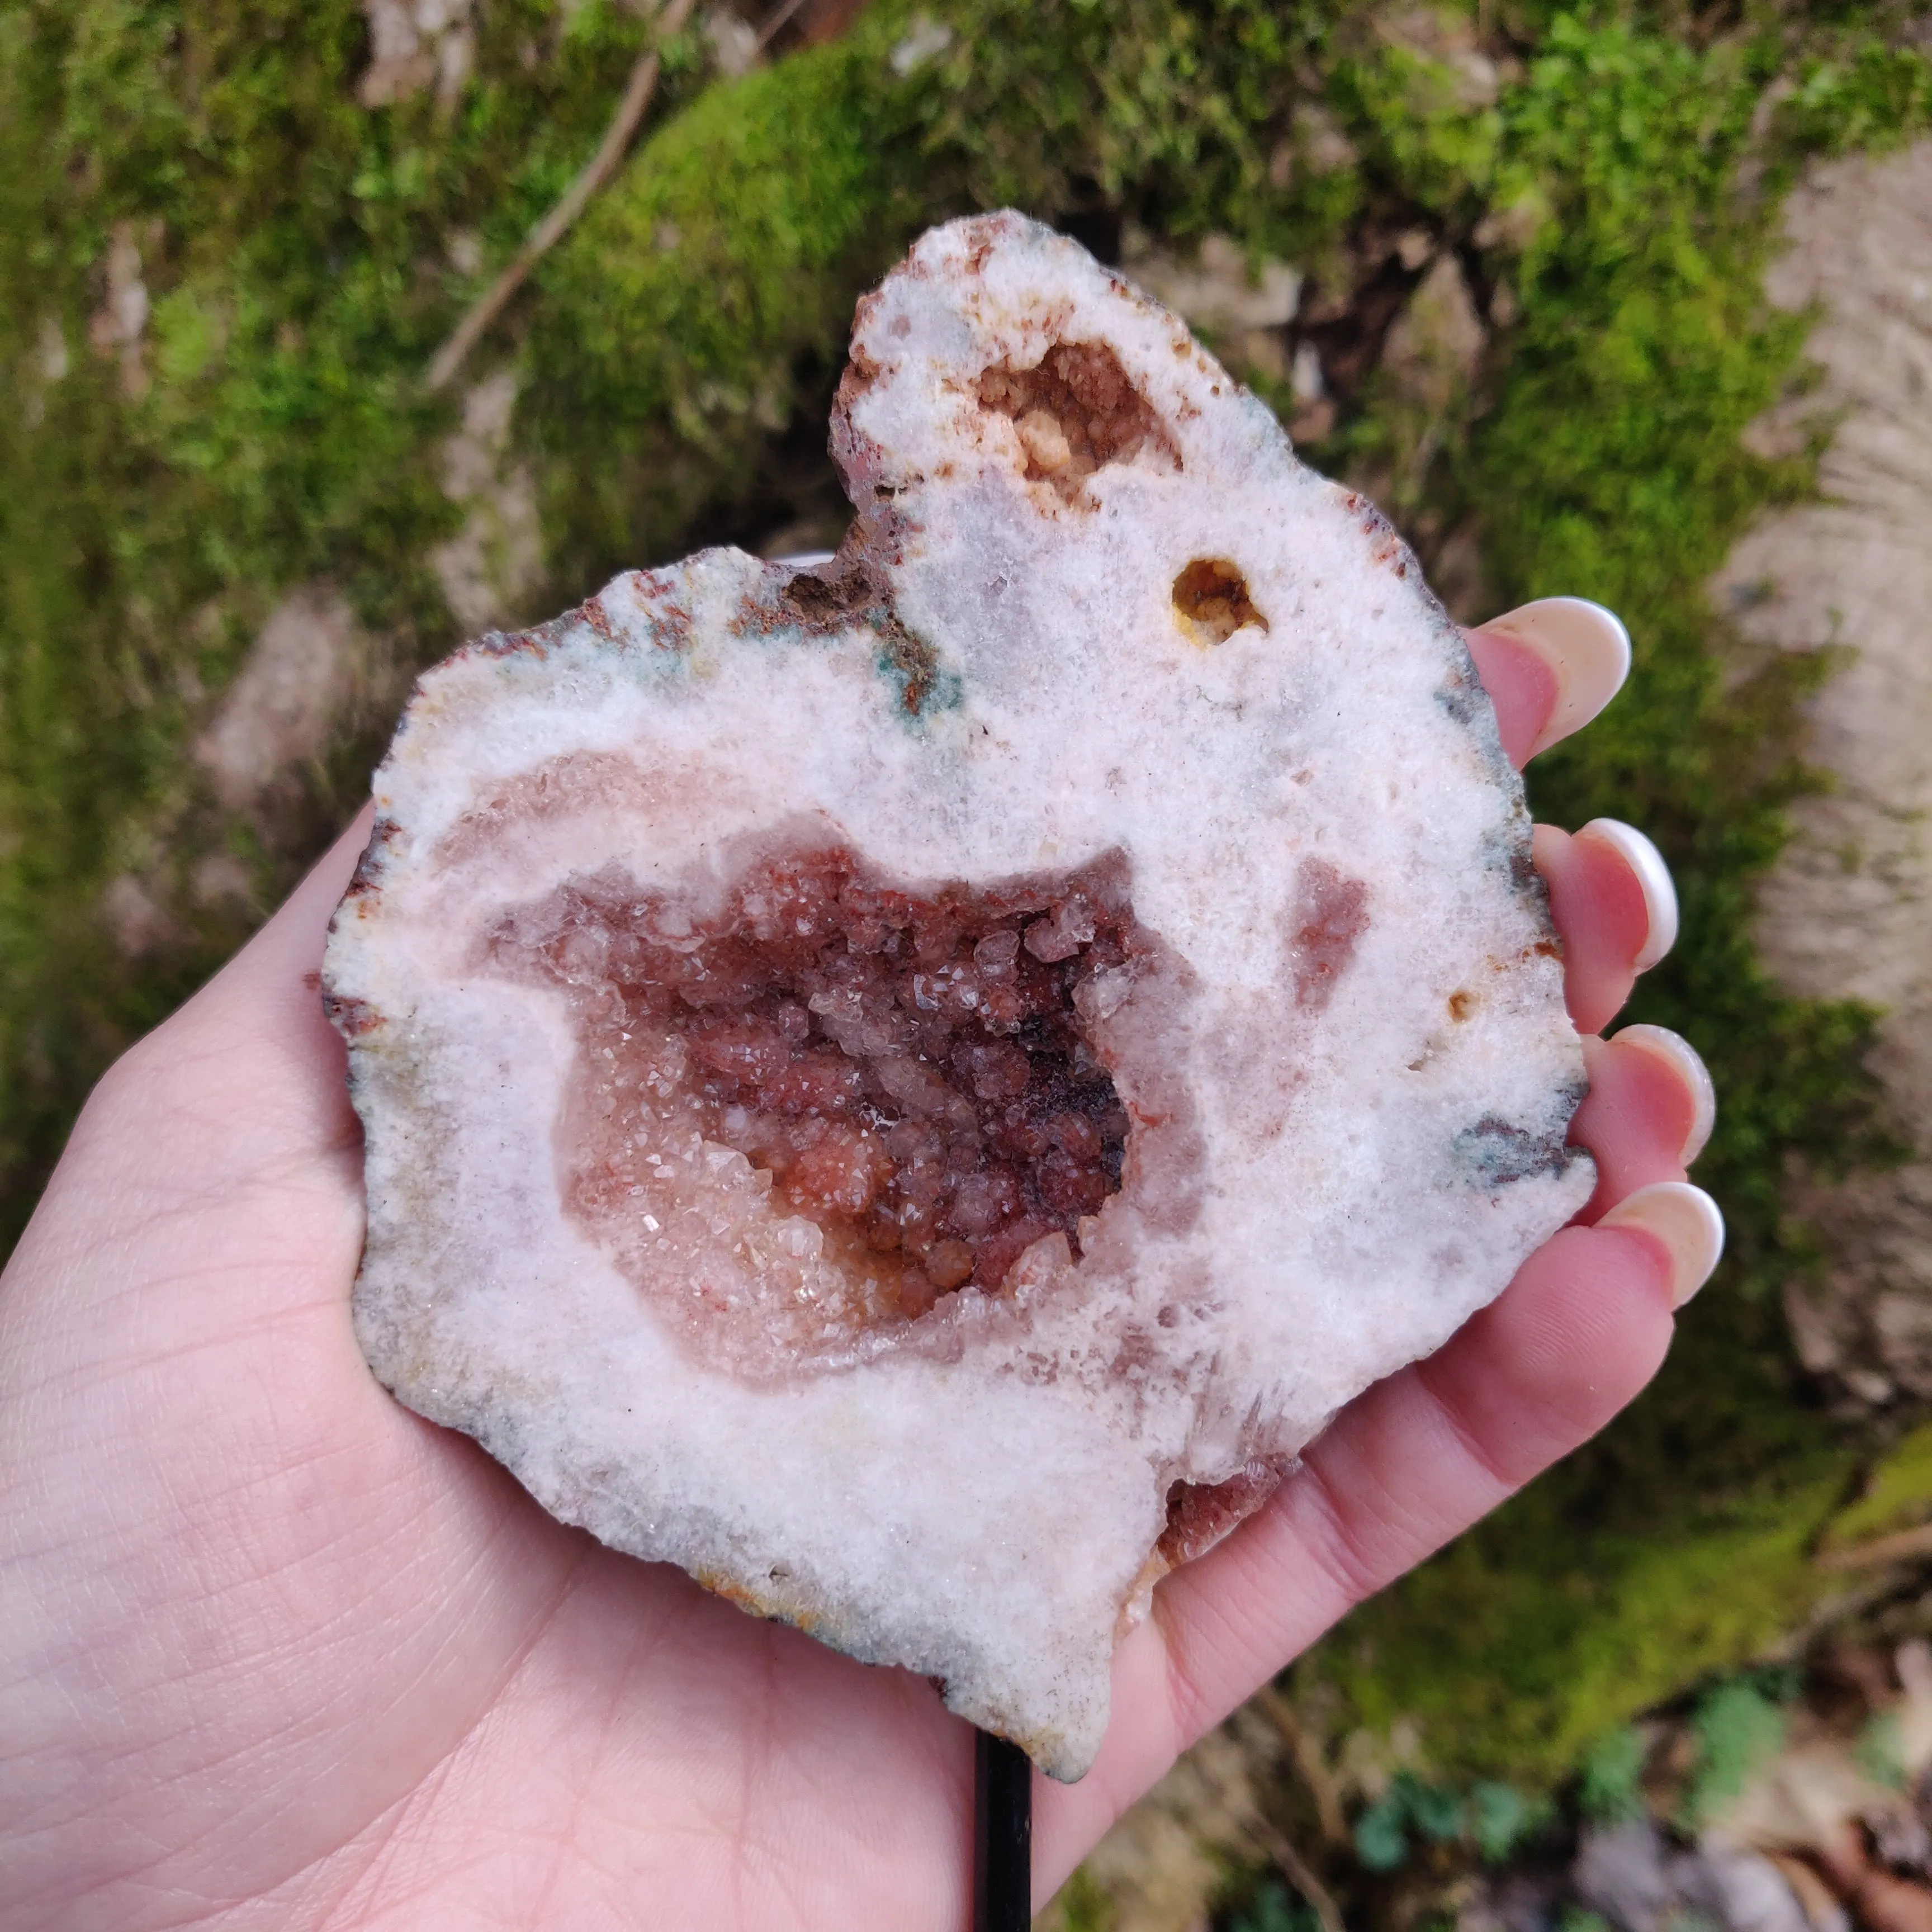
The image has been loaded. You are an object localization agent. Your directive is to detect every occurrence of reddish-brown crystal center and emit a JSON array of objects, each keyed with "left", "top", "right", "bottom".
[{"left": 498, "top": 846, "right": 1145, "bottom": 1329}]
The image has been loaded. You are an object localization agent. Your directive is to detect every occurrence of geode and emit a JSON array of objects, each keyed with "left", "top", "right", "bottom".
[{"left": 323, "top": 212, "right": 1593, "bottom": 1780}]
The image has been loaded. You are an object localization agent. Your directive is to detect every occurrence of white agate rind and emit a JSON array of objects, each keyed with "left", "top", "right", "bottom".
[{"left": 324, "top": 212, "right": 1593, "bottom": 1781}]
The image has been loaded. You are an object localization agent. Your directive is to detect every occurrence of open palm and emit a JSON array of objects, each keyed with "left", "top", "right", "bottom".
[{"left": 1, "top": 609, "right": 1715, "bottom": 1930}]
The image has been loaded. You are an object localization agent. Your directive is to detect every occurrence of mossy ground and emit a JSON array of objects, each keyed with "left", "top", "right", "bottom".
[{"left": 5, "top": 0, "right": 1932, "bottom": 1823}]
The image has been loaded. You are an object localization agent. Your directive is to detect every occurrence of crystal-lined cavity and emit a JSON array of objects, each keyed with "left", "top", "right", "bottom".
[
  {"left": 977, "top": 340, "right": 1180, "bottom": 501},
  {"left": 490, "top": 845, "right": 1152, "bottom": 1372}
]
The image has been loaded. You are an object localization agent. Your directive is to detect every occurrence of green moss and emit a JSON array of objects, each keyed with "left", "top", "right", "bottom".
[
  {"left": 1315, "top": 1463, "right": 1843, "bottom": 1783},
  {"left": 523, "top": 0, "right": 1372, "bottom": 577},
  {"left": 0, "top": 0, "right": 713, "bottom": 1230},
  {"left": 526, "top": 13, "right": 936, "bottom": 587},
  {"left": 1043, "top": 1865, "right": 1118, "bottom": 1932},
  {"left": 1780, "top": 37, "right": 1932, "bottom": 157},
  {"left": 1471, "top": 1781, "right": 1551, "bottom": 1862},
  {"left": 1824, "top": 1422, "right": 1932, "bottom": 1550}
]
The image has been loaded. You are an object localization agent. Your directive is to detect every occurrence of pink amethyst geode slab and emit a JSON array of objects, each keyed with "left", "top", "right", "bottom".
[{"left": 323, "top": 211, "right": 1593, "bottom": 1780}]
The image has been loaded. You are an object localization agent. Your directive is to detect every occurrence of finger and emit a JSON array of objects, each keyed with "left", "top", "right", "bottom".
[
  {"left": 1533, "top": 820, "right": 1678, "bottom": 1035},
  {"left": 1597, "top": 1182, "right": 1726, "bottom": 1307},
  {"left": 1462, "top": 627, "right": 1558, "bottom": 771},
  {"left": 1038, "top": 1219, "right": 1679, "bottom": 1884},
  {"left": 1568, "top": 1027, "right": 1716, "bottom": 1216},
  {"left": 1464, "top": 598, "right": 1632, "bottom": 769}
]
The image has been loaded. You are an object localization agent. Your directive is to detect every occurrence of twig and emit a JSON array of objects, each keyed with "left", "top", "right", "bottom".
[
  {"left": 751, "top": 0, "right": 813, "bottom": 54},
  {"left": 1247, "top": 1813, "right": 1346, "bottom": 1932},
  {"left": 424, "top": 0, "right": 699, "bottom": 392},
  {"left": 1817, "top": 1522, "right": 1932, "bottom": 1571},
  {"left": 1254, "top": 1684, "right": 1349, "bottom": 1849}
]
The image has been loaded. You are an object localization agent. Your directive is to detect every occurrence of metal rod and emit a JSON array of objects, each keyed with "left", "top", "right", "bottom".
[{"left": 973, "top": 1729, "right": 1031, "bottom": 1932}]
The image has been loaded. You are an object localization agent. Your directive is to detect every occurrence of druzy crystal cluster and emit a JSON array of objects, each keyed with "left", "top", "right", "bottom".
[
  {"left": 490, "top": 845, "right": 1146, "bottom": 1371},
  {"left": 324, "top": 212, "right": 1593, "bottom": 1779}
]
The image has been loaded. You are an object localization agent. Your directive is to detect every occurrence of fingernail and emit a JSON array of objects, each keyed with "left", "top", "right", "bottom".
[
  {"left": 1599, "top": 1181, "right": 1726, "bottom": 1308},
  {"left": 1481, "top": 598, "right": 1632, "bottom": 757},
  {"left": 1611, "top": 1024, "right": 1717, "bottom": 1164},
  {"left": 1576, "top": 817, "right": 1679, "bottom": 970}
]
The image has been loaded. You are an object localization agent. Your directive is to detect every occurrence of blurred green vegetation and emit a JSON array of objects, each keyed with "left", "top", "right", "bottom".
[
  {"left": 1353, "top": 1768, "right": 1558, "bottom": 1869},
  {"left": 4, "top": 0, "right": 1932, "bottom": 1810},
  {"left": 0, "top": 0, "right": 722, "bottom": 1206}
]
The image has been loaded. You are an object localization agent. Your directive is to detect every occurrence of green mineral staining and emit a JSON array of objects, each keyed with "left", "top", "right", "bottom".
[{"left": 4, "top": 0, "right": 1932, "bottom": 1803}]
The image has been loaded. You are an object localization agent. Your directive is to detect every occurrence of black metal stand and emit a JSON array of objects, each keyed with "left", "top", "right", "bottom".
[{"left": 973, "top": 1729, "right": 1032, "bottom": 1932}]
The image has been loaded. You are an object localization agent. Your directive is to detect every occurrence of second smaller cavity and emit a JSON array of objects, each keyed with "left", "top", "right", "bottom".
[{"left": 1173, "top": 558, "right": 1267, "bottom": 646}]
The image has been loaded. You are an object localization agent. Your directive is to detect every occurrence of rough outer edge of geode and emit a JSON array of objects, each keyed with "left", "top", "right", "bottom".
[{"left": 323, "top": 211, "right": 1593, "bottom": 1779}]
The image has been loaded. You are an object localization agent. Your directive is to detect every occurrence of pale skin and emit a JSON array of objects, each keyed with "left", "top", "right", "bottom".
[{"left": 0, "top": 622, "right": 1710, "bottom": 1930}]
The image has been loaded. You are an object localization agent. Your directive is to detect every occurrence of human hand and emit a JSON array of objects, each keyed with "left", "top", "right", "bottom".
[{"left": 0, "top": 596, "right": 1716, "bottom": 1930}]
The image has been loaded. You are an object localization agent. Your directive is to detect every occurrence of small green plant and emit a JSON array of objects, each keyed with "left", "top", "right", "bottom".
[
  {"left": 1470, "top": 1780, "right": 1543, "bottom": 1862},
  {"left": 1225, "top": 1878, "right": 1322, "bottom": 1932},
  {"left": 1678, "top": 1678, "right": 1790, "bottom": 1831},
  {"left": 1355, "top": 1789, "right": 1414, "bottom": 1873},
  {"left": 1353, "top": 1770, "right": 1551, "bottom": 1871},
  {"left": 1556, "top": 1912, "right": 1614, "bottom": 1932},
  {"left": 1579, "top": 1726, "right": 1649, "bottom": 1826}
]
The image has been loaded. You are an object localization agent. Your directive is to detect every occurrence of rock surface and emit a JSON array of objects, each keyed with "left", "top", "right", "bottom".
[
  {"left": 1575, "top": 1821, "right": 1817, "bottom": 1932},
  {"left": 193, "top": 585, "right": 377, "bottom": 816},
  {"left": 427, "top": 371, "right": 544, "bottom": 636},
  {"left": 1713, "top": 141, "right": 1932, "bottom": 1405},
  {"left": 324, "top": 212, "right": 1591, "bottom": 1779}
]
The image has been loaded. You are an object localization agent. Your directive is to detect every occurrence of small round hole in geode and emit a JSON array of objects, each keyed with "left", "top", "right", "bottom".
[{"left": 1172, "top": 558, "right": 1266, "bottom": 646}]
